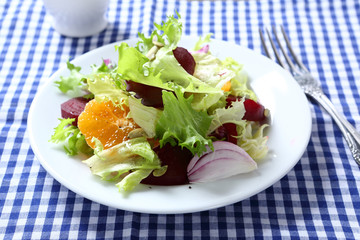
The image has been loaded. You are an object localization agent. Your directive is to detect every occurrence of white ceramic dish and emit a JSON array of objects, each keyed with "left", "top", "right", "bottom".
[{"left": 28, "top": 36, "right": 312, "bottom": 214}]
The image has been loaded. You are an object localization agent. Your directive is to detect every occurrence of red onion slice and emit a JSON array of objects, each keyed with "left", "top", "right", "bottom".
[{"left": 187, "top": 141, "right": 257, "bottom": 183}]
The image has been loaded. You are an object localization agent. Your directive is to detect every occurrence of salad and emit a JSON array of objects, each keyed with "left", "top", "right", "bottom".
[{"left": 50, "top": 14, "right": 269, "bottom": 193}]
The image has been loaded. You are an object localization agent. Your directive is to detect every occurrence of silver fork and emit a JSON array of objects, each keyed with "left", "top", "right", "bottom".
[{"left": 259, "top": 26, "right": 360, "bottom": 166}]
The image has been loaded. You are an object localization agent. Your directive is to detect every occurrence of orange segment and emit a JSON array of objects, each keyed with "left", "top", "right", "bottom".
[
  {"left": 78, "top": 99, "right": 139, "bottom": 149},
  {"left": 221, "top": 81, "right": 232, "bottom": 92}
]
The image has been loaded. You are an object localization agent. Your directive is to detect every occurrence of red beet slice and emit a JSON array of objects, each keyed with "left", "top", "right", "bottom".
[
  {"left": 125, "top": 80, "right": 165, "bottom": 108},
  {"left": 173, "top": 47, "right": 196, "bottom": 75},
  {"left": 61, "top": 97, "right": 91, "bottom": 126},
  {"left": 141, "top": 143, "right": 193, "bottom": 185},
  {"left": 226, "top": 95, "right": 267, "bottom": 122},
  {"left": 243, "top": 98, "right": 266, "bottom": 121},
  {"left": 210, "top": 123, "right": 238, "bottom": 144}
]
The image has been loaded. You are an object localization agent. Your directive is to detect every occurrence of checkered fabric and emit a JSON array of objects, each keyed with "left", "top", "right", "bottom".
[{"left": 1, "top": 0, "right": 360, "bottom": 239}]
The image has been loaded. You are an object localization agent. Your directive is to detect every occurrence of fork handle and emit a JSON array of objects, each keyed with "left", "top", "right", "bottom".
[{"left": 308, "top": 91, "right": 360, "bottom": 166}]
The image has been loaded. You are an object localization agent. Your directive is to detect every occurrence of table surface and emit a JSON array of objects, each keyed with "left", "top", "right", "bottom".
[{"left": 1, "top": 0, "right": 360, "bottom": 239}]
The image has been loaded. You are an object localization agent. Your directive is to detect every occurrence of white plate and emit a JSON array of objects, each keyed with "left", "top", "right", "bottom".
[{"left": 28, "top": 36, "right": 312, "bottom": 214}]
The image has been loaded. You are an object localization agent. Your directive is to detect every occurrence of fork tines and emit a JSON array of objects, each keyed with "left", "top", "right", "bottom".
[
  {"left": 259, "top": 26, "right": 309, "bottom": 74},
  {"left": 260, "top": 26, "right": 360, "bottom": 167}
]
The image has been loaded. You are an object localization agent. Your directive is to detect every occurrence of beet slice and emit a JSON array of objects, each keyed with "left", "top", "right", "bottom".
[
  {"left": 226, "top": 95, "right": 267, "bottom": 122},
  {"left": 173, "top": 47, "right": 196, "bottom": 75},
  {"left": 141, "top": 143, "right": 193, "bottom": 185},
  {"left": 210, "top": 123, "right": 238, "bottom": 144},
  {"left": 61, "top": 97, "right": 91, "bottom": 126},
  {"left": 126, "top": 80, "right": 165, "bottom": 108},
  {"left": 242, "top": 98, "right": 266, "bottom": 121}
]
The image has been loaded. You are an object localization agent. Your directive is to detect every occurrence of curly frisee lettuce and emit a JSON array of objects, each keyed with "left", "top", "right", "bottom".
[
  {"left": 49, "top": 118, "right": 93, "bottom": 156},
  {"left": 83, "top": 137, "right": 166, "bottom": 192},
  {"left": 155, "top": 88, "right": 213, "bottom": 156}
]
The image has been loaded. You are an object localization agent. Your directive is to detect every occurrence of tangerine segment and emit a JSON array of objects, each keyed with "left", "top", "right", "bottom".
[{"left": 78, "top": 99, "right": 139, "bottom": 149}]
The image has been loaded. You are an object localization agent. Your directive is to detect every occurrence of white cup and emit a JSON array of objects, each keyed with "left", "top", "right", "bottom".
[{"left": 43, "top": 0, "right": 109, "bottom": 37}]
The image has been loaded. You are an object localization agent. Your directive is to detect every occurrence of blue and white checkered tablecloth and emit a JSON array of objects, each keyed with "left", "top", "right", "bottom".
[{"left": 1, "top": 0, "right": 360, "bottom": 238}]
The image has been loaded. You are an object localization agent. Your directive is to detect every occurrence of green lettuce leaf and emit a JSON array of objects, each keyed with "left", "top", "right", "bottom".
[
  {"left": 116, "top": 42, "right": 167, "bottom": 89},
  {"left": 87, "top": 72, "right": 128, "bottom": 106},
  {"left": 91, "top": 59, "right": 114, "bottom": 74},
  {"left": 117, "top": 169, "right": 153, "bottom": 192},
  {"left": 230, "top": 74, "right": 257, "bottom": 101},
  {"left": 83, "top": 137, "right": 165, "bottom": 192},
  {"left": 91, "top": 137, "right": 104, "bottom": 160},
  {"left": 55, "top": 61, "right": 86, "bottom": 94},
  {"left": 192, "top": 52, "right": 236, "bottom": 89},
  {"left": 193, "top": 33, "right": 212, "bottom": 51},
  {"left": 223, "top": 57, "right": 257, "bottom": 100},
  {"left": 128, "top": 96, "right": 162, "bottom": 138},
  {"left": 148, "top": 15, "right": 222, "bottom": 96},
  {"left": 55, "top": 59, "right": 117, "bottom": 96},
  {"left": 49, "top": 118, "right": 93, "bottom": 156},
  {"left": 207, "top": 99, "right": 247, "bottom": 134},
  {"left": 188, "top": 92, "right": 226, "bottom": 112},
  {"left": 155, "top": 88, "right": 213, "bottom": 156},
  {"left": 137, "top": 14, "right": 181, "bottom": 55},
  {"left": 237, "top": 122, "right": 269, "bottom": 161},
  {"left": 192, "top": 52, "right": 257, "bottom": 101}
]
